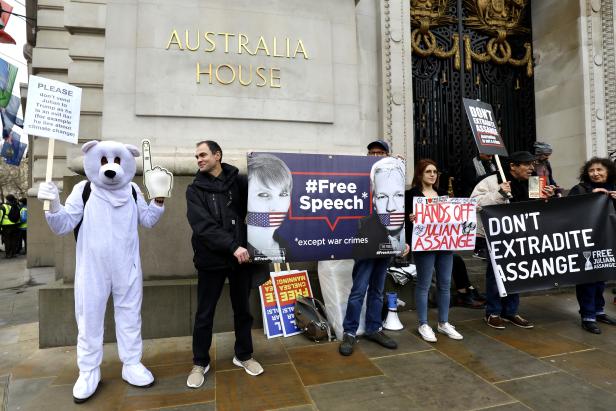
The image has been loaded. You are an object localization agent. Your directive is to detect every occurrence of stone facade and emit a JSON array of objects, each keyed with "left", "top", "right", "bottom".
[{"left": 24, "top": 0, "right": 616, "bottom": 345}]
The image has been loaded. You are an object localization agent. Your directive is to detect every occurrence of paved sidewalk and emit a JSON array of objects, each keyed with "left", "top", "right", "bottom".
[{"left": 2, "top": 257, "right": 616, "bottom": 410}]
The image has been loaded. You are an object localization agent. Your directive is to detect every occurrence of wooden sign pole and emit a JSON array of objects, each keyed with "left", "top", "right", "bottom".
[
  {"left": 494, "top": 154, "right": 512, "bottom": 199},
  {"left": 43, "top": 138, "right": 55, "bottom": 211}
]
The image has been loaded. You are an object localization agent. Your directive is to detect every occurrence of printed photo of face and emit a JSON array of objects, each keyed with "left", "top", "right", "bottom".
[
  {"left": 371, "top": 158, "right": 406, "bottom": 235},
  {"left": 248, "top": 178, "right": 291, "bottom": 215},
  {"left": 247, "top": 154, "right": 293, "bottom": 262}
]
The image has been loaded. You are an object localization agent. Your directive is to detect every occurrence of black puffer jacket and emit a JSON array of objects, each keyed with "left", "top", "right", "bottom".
[{"left": 186, "top": 164, "right": 248, "bottom": 272}]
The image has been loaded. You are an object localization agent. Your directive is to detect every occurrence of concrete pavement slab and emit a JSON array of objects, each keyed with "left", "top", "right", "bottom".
[
  {"left": 288, "top": 343, "right": 382, "bottom": 386},
  {"left": 374, "top": 351, "right": 513, "bottom": 410},
  {"left": 432, "top": 324, "right": 556, "bottom": 383},
  {"left": 216, "top": 364, "right": 311, "bottom": 411},
  {"left": 496, "top": 371, "right": 616, "bottom": 410}
]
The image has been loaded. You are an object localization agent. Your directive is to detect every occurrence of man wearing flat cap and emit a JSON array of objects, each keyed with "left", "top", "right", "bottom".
[
  {"left": 470, "top": 151, "right": 557, "bottom": 330},
  {"left": 339, "top": 140, "right": 409, "bottom": 356},
  {"left": 534, "top": 142, "right": 561, "bottom": 196}
]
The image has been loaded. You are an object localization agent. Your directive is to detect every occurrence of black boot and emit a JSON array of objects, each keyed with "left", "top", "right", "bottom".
[{"left": 581, "top": 321, "right": 601, "bottom": 334}]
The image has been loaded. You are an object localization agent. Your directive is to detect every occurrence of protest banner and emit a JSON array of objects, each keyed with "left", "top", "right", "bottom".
[
  {"left": 463, "top": 97, "right": 512, "bottom": 199},
  {"left": 247, "top": 152, "right": 406, "bottom": 262},
  {"left": 463, "top": 98, "right": 508, "bottom": 157},
  {"left": 481, "top": 193, "right": 616, "bottom": 296},
  {"left": 23, "top": 75, "right": 82, "bottom": 210},
  {"left": 412, "top": 196, "right": 477, "bottom": 251},
  {"left": 0, "top": 58, "right": 17, "bottom": 107},
  {"left": 258, "top": 279, "right": 283, "bottom": 339},
  {"left": 270, "top": 270, "right": 313, "bottom": 337},
  {"left": 1, "top": 131, "right": 27, "bottom": 166}
]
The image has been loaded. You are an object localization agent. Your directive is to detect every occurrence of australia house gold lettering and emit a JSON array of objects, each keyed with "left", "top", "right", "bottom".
[
  {"left": 238, "top": 34, "right": 255, "bottom": 55},
  {"left": 185, "top": 29, "right": 200, "bottom": 51},
  {"left": 238, "top": 65, "right": 253, "bottom": 86},
  {"left": 166, "top": 29, "right": 183, "bottom": 50},
  {"left": 170, "top": 30, "right": 312, "bottom": 89},
  {"left": 270, "top": 68, "right": 281, "bottom": 88},
  {"left": 166, "top": 30, "right": 309, "bottom": 59},
  {"left": 215, "top": 64, "right": 236, "bottom": 84},
  {"left": 204, "top": 32, "right": 216, "bottom": 52},
  {"left": 294, "top": 40, "right": 309, "bottom": 59},
  {"left": 196, "top": 63, "right": 213, "bottom": 84},
  {"left": 256, "top": 67, "right": 267, "bottom": 87},
  {"left": 218, "top": 32, "right": 235, "bottom": 53}
]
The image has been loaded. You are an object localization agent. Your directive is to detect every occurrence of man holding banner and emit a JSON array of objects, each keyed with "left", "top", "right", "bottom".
[
  {"left": 186, "top": 141, "right": 264, "bottom": 388},
  {"left": 339, "top": 140, "right": 409, "bottom": 356},
  {"left": 471, "top": 151, "right": 556, "bottom": 329}
]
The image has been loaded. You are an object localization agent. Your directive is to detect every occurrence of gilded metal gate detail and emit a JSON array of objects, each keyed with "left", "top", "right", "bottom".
[{"left": 411, "top": 0, "right": 536, "bottom": 193}]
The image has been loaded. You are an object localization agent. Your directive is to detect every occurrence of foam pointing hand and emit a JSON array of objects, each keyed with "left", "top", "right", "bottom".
[{"left": 142, "top": 139, "right": 173, "bottom": 199}]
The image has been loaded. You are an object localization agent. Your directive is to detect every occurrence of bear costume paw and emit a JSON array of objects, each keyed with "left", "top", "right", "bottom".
[
  {"left": 122, "top": 363, "right": 155, "bottom": 388},
  {"left": 73, "top": 368, "right": 101, "bottom": 403}
]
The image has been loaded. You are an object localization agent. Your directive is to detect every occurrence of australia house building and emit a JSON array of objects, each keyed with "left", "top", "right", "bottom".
[{"left": 22, "top": 0, "right": 616, "bottom": 346}]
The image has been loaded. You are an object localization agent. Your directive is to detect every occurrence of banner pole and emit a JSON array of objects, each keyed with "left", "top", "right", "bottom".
[
  {"left": 494, "top": 155, "right": 512, "bottom": 199},
  {"left": 42, "top": 138, "right": 55, "bottom": 211},
  {"left": 486, "top": 240, "right": 508, "bottom": 297}
]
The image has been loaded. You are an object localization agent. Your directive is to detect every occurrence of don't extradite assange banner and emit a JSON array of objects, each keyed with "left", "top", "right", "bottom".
[
  {"left": 247, "top": 152, "right": 406, "bottom": 262},
  {"left": 481, "top": 193, "right": 616, "bottom": 295}
]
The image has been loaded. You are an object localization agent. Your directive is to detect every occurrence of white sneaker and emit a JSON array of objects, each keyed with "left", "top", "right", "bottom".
[
  {"left": 73, "top": 368, "right": 101, "bottom": 403},
  {"left": 437, "top": 322, "right": 463, "bottom": 340},
  {"left": 186, "top": 364, "right": 210, "bottom": 388},
  {"left": 232, "top": 356, "right": 264, "bottom": 376},
  {"left": 122, "top": 363, "right": 155, "bottom": 387},
  {"left": 418, "top": 324, "right": 437, "bottom": 343}
]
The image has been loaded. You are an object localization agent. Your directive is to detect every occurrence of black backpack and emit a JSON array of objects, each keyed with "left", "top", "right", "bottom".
[
  {"left": 7, "top": 204, "right": 20, "bottom": 223},
  {"left": 294, "top": 295, "right": 333, "bottom": 342},
  {"left": 74, "top": 181, "right": 137, "bottom": 240}
]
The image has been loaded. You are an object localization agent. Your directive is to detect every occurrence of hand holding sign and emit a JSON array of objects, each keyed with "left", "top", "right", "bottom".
[{"left": 142, "top": 139, "right": 173, "bottom": 199}]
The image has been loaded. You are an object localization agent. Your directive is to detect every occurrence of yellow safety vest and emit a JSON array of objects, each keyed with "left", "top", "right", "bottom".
[
  {"left": 1, "top": 204, "right": 17, "bottom": 226},
  {"left": 19, "top": 206, "right": 27, "bottom": 229}
]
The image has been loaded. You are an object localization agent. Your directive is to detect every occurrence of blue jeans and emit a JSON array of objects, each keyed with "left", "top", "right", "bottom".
[
  {"left": 485, "top": 262, "right": 519, "bottom": 317},
  {"left": 413, "top": 251, "right": 453, "bottom": 325},
  {"left": 342, "top": 258, "right": 390, "bottom": 336},
  {"left": 576, "top": 281, "right": 605, "bottom": 321}
]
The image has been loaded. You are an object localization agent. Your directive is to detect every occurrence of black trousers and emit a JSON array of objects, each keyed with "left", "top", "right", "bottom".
[
  {"left": 193, "top": 267, "right": 253, "bottom": 367},
  {"left": 2, "top": 226, "right": 20, "bottom": 258},
  {"left": 451, "top": 254, "right": 471, "bottom": 290}
]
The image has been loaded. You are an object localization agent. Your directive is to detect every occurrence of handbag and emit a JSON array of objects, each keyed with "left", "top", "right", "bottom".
[{"left": 294, "top": 295, "right": 333, "bottom": 342}]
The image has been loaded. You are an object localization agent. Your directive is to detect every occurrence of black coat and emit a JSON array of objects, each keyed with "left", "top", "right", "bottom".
[
  {"left": 186, "top": 163, "right": 248, "bottom": 272},
  {"left": 352, "top": 213, "right": 392, "bottom": 259}
]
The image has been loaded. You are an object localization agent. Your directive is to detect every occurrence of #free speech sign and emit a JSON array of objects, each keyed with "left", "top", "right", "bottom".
[
  {"left": 247, "top": 152, "right": 406, "bottom": 262},
  {"left": 23, "top": 75, "right": 82, "bottom": 144},
  {"left": 481, "top": 193, "right": 616, "bottom": 296}
]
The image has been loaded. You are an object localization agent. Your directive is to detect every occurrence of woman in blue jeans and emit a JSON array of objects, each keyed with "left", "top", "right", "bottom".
[{"left": 406, "top": 159, "right": 463, "bottom": 342}]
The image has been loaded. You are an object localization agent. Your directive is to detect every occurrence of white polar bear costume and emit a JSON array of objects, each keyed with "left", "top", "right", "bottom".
[{"left": 38, "top": 140, "right": 164, "bottom": 403}]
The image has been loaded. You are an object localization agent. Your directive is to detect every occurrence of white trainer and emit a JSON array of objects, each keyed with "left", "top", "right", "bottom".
[
  {"left": 73, "top": 368, "right": 101, "bottom": 403},
  {"left": 122, "top": 363, "right": 155, "bottom": 387},
  {"left": 418, "top": 324, "right": 437, "bottom": 343},
  {"left": 186, "top": 364, "right": 210, "bottom": 388},
  {"left": 232, "top": 357, "right": 264, "bottom": 376},
  {"left": 437, "top": 322, "right": 463, "bottom": 340}
]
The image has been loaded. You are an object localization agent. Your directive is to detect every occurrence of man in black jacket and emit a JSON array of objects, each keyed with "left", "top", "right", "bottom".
[{"left": 185, "top": 140, "right": 263, "bottom": 389}]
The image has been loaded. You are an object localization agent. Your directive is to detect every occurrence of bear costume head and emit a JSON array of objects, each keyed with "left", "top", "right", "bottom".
[{"left": 82, "top": 140, "right": 140, "bottom": 190}]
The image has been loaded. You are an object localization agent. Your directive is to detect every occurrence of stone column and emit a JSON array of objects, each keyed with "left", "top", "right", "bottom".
[{"left": 380, "top": 0, "right": 414, "bottom": 180}]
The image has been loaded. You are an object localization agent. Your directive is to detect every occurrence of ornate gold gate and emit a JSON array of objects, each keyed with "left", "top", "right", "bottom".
[{"left": 411, "top": 0, "right": 535, "bottom": 193}]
